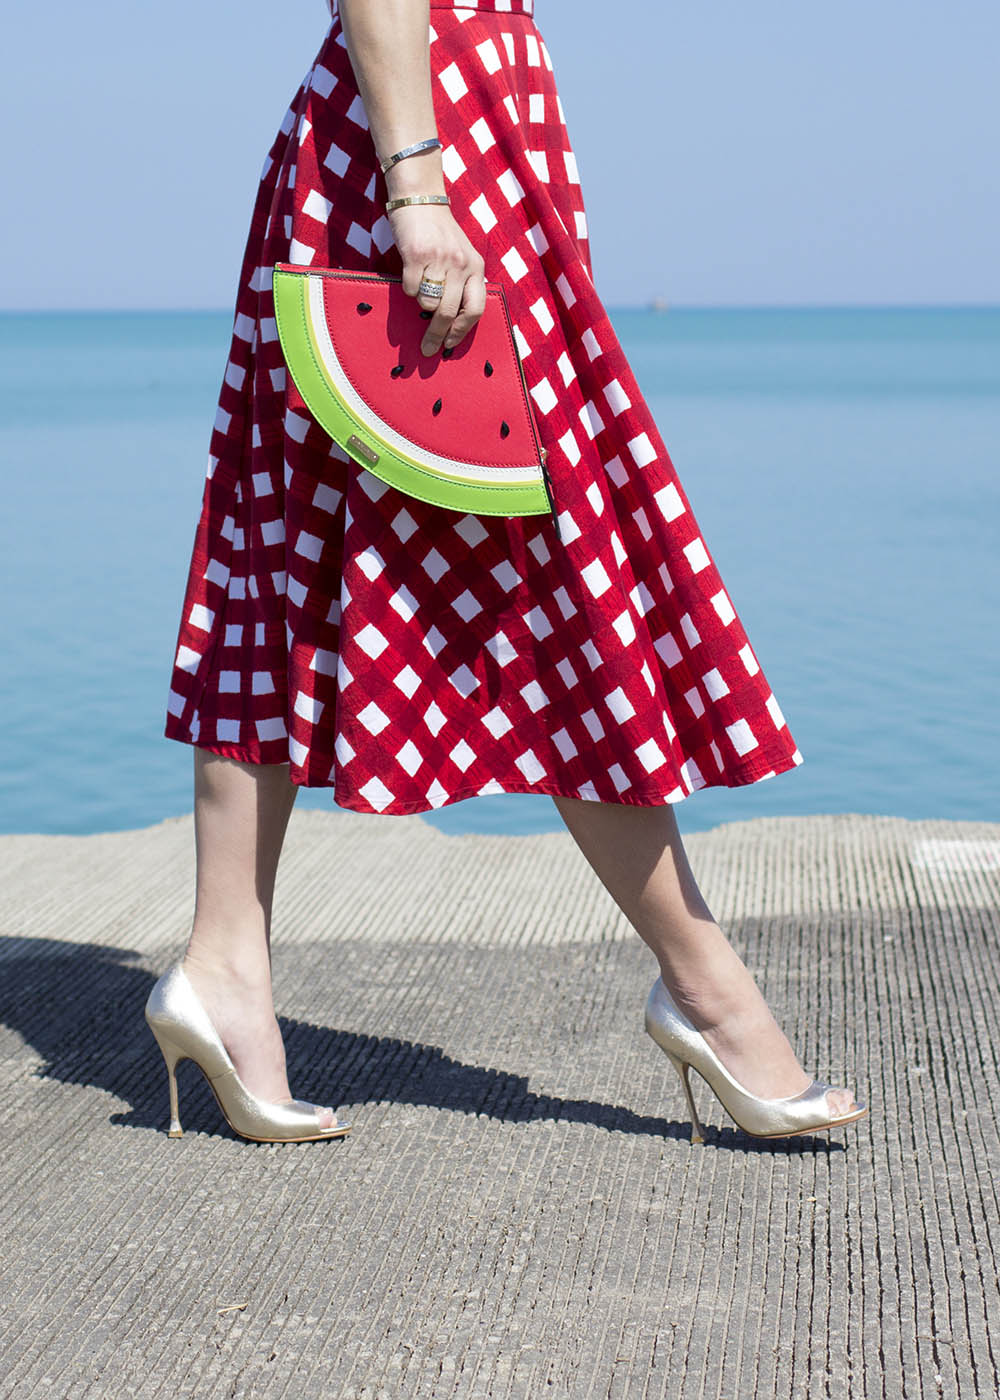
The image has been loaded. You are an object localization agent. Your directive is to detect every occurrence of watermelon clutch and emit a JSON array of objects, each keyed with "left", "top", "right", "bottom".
[{"left": 272, "top": 265, "right": 558, "bottom": 529}]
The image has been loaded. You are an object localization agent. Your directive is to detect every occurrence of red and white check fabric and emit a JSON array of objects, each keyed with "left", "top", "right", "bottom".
[{"left": 164, "top": 0, "right": 803, "bottom": 815}]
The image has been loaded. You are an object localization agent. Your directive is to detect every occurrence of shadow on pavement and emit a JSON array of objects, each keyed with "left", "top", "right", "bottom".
[{"left": 0, "top": 936, "right": 841, "bottom": 1153}]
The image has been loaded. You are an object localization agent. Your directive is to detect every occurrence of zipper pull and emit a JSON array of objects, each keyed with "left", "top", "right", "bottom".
[{"left": 539, "top": 449, "right": 561, "bottom": 543}]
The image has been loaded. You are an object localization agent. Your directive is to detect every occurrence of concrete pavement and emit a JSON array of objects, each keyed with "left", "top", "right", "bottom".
[{"left": 1, "top": 809, "right": 998, "bottom": 1398}]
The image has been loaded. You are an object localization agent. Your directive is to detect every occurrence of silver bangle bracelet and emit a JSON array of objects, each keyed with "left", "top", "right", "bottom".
[
  {"left": 385, "top": 193, "right": 450, "bottom": 213},
  {"left": 378, "top": 137, "right": 442, "bottom": 175}
]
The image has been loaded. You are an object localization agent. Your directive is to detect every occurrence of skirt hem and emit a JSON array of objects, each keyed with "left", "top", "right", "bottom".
[{"left": 164, "top": 726, "right": 802, "bottom": 817}]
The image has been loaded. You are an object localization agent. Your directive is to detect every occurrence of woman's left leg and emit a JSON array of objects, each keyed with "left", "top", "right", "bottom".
[{"left": 550, "top": 794, "right": 860, "bottom": 1116}]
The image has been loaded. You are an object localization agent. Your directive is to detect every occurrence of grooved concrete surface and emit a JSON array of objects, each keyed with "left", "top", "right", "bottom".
[{"left": 1, "top": 810, "right": 998, "bottom": 1399}]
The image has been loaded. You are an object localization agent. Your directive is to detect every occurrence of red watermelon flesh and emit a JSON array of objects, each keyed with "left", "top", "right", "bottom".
[{"left": 312, "top": 272, "right": 543, "bottom": 469}]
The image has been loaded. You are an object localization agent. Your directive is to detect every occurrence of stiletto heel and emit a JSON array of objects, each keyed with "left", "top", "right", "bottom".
[
  {"left": 645, "top": 977, "right": 867, "bottom": 1142},
  {"left": 144, "top": 963, "right": 352, "bottom": 1143},
  {"left": 663, "top": 1048, "right": 705, "bottom": 1144},
  {"left": 148, "top": 1027, "right": 186, "bottom": 1138}
]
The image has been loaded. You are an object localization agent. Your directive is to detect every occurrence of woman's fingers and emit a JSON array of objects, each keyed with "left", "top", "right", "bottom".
[
  {"left": 389, "top": 205, "right": 486, "bottom": 354},
  {"left": 415, "top": 264, "right": 488, "bottom": 355},
  {"left": 413, "top": 269, "right": 448, "bottom": 321},
  {"left": 418, "top": 273, "right": 464, "bottom": 356},
  {"left": 442, "top": 271, "right": 487, "bottom": 350}
]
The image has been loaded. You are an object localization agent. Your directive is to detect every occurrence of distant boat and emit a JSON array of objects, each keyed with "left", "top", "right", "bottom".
[{"left": 647, "top": 296, "right": 669, "bottom": 313}]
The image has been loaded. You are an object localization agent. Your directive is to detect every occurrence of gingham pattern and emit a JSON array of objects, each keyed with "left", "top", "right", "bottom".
[{"left": 164, "top": 0, "right": 803, "bottom": 815}]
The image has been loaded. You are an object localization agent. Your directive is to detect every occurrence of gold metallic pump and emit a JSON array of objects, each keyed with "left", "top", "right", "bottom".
[
  {"left": 644, "top": 977, "right": 867, "bottom": 1143},
  {"left": 144, "top": 963, "right": 352, "bottom": 1143}
]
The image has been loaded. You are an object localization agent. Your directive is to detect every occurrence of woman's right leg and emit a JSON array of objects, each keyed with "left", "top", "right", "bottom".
[
  {"left": 551, "top": 794, "right": 860, "bottom": 1118},
  {"left": 179, "top": 749, "right": 337, "bottom": 1129}
]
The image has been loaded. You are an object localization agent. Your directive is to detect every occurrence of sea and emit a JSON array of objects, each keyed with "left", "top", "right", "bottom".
[{"left": 1, "top": 307, "right": 996, "bottom": 838}]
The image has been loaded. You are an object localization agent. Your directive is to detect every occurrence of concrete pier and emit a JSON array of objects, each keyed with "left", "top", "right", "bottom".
[{"left": 1, "top": 810, "right": 998, "bottom": 1398}]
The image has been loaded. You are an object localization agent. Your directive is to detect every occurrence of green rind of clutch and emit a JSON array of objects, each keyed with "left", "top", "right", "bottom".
[{"left": 272, "top": 269, "right": 552, "bottom": 518}]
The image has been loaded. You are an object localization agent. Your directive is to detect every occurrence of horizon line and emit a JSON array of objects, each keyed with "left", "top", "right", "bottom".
[{"left": 2, "top": 300, "right": 999, "bottom": 316}]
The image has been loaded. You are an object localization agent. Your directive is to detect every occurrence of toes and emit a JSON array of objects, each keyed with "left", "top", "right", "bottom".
[
  {"left": 315, "top": 1106, "right": 337, "bottom": 1131},
  {"left": 827, "top": 1089, "right": 860, "bottom": 1117}
]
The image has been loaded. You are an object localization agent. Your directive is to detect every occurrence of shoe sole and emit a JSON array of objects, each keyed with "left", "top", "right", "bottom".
[{"left": 733, "top": 1103, "right": 868, "bottom": 1140}]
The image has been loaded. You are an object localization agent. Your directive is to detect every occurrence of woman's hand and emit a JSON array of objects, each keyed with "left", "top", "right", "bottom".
[{"left": 388, "top": 202, "right": 487, "bottom": 356}]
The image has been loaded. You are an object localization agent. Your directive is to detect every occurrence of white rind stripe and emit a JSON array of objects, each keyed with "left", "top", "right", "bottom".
[{"left": 306, "top": 276, "right": 541, "bottom": 485}]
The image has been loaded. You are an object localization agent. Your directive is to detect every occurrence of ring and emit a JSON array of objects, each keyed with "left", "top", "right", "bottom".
[{"left": 418, "top": 277, "right": 445, "bottom": 299}]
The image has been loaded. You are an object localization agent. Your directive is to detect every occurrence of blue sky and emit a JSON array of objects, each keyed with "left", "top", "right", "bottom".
[{"left": 2, "top": 0, "right": 997, "bottom": 309}]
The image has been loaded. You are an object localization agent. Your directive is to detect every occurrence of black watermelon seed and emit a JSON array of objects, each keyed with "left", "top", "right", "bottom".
[
  {"left": 420, "top": 310, "right": 434, "bottom": 320},
  {"left": 432, "top": 398, "right": 443, "bottom": 415},
  {"left": 391, "top": 364, "right": 405, "bottom": 378},
  {"left": 484, "top": 360, "right": 494, "bottom": 377},
  {"left": 356, "top": 301, "right": 373, "bottom": 314},
  {"left": 442, "top": 346, "right": 455, "bottom": 359},
  {"left": 500, "top": 420, "right": 510, "bottom": 438}
]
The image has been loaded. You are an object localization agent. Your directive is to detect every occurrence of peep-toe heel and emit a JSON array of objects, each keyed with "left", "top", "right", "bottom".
[
  {"left": 144, "top": 963, "right": 351, "bottom": 1143},
  {"left": 645, "top": 977, "right": 867, "bottom": 1143}
]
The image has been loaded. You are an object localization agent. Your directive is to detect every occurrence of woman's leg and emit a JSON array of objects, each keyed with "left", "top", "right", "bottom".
[
  {"left": 550, "top": 795, "right": 859, "bottom": 1116},
  {"left": 179, "top": 749, "right": 337, "bottom": 1128}
]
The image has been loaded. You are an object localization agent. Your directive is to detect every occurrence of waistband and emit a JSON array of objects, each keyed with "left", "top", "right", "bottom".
[
  {"left": 429, "top": 1, "right": 534, "bottom": 13},
  {"left": 327, "top": 1, "right": 535, "bottom": 21}
]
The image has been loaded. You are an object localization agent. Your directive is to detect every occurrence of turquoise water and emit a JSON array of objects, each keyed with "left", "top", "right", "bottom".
[{"left": 1, "top": 308, "right": 996, "bottom": 837}]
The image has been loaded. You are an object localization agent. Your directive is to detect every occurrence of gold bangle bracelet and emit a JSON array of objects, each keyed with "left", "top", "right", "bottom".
[{"left": 385, "top": 194, "right": 451, "bottom": 213}]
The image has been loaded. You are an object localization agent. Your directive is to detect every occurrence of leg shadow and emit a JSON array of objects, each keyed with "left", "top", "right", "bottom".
[{"left": 0, "top": 938, "right": 838, "bottom": 1152}]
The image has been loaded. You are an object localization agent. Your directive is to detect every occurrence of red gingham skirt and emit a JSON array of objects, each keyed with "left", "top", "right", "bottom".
[{"left": 164, "top": 0, "right": 804, "bottom": 815}]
